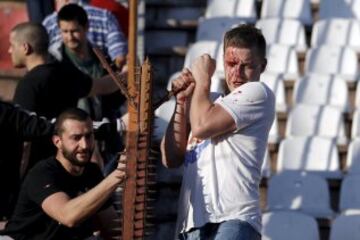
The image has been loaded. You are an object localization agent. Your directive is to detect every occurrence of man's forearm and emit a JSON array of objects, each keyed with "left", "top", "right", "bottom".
[
  {"left": 44, "top": 172, "right": 122, "bottom": 227},
  {"left": 190, "top": 84, "right": 213, "bottom": 137},
  {"left": 161, "top": 101, "right": 190, "bottom": 168}
]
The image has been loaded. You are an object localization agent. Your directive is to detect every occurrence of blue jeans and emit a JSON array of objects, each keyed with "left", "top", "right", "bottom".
[{"left": 178, "top": 219, "right": 261, "bottom": 240}]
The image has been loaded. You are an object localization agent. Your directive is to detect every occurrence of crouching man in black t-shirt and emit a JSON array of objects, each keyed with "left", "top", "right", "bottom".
[{"left": 0, "top": 108, "right": 126, "bottom": 239}]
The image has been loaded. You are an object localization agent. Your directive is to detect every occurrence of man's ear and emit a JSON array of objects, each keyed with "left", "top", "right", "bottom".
[
  {"left": 52, "top": 135, "right": 62, "bottom": 149},
  {"left": 23, "top": 42, "right": 32, "bottom": 56},
  {"left": 260, "top": 58, "right": 267, "bottom": 73}
]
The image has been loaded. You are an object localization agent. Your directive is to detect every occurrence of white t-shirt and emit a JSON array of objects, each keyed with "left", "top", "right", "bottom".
[{"left": 176, "top": 81, "right": 275, "bottom": 236}]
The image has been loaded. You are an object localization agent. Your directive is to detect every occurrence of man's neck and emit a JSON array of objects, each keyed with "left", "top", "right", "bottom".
[
  {"left": 26, "top": 54, "right": 48, "bottom": 71},
  {"left": 56, "top": 153, "right": 85, "bottom": 176},
  {"left": 66, "top": 44, "right": 91, "bottom": 61}
]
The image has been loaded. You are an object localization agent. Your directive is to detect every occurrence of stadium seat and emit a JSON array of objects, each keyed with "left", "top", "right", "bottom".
[
  {"left": 351, "top": 111, "right": 360, "bottom": 139},
  {"left": 260, "top": 0, "right": 312, "bottom": 26},
  {"left": 265, "top": 44, "right": 300, "bottom": 80},
  {"left": 205, "top": 0, "right": 257, "bottom": 23},
  {"left": 260, "top": 72, "right": 287, "bottom": 113},
  {"left": 353, "top": 82, "right": 360, "bottom": 110},
  {"left": 293, "top": 73, "right": 349, "bottom": 113},
  {"left": 346, "top": 138, "right": 360, "bottom": 174},
  {"left": 268, "top": 114, "right": 280, "bottom": 144},
  {"left": 0, "top": 2, "right": 28, "bottom": 71},
  {"left": 339, "top": 174, "right": 360, "bottom": 214},
  {"left": 261, "top": 147, "right": 272, "bottom": 178},
  {"left": 183, "top": 40, "right": 219, "bottom": 68},
  {"left": 153, "top": 98, "right": 176, "bottom": 143},
  {"left": 256, "top": 18, "right": 307, "bottom": 53},
  {"left": 311, "top": 18, "right": 360, "bottom": 53},
  {"left": 196, "top": 17, "right": 246, "bottom": 42},
  {"left": 330, "top": 214, "right": 360, "bottom": 240},
  {"left": 267, "top": 171, "right": 334, "bottom": 218},
  {"left": 285, "top": 104, "right": 347, "bottom": 145},
  {"left": 319, "top": 0, "right": 360, "bottom": 20},
  {"left": 262, "top": 211, "right": 320, "bottom": 240},
  {"left": 277, "top": 136, "right": 342, "bottom": 179},
  {"left": 145, "top": 30, "right": 188, "bottom": 55},
  {"left": 304, "top": 46, "right": 359, "bottom": 82}
]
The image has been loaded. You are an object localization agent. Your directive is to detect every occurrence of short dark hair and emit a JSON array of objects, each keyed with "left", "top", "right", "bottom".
[
  {"left": 57, "top": 4, "right": 88, "bottom": 27},
  {"left": 11, "top": 22, "right": 49, "bottom": 55},
  {"left": 223, "top": 24, "right": 266, "bottom": 59},
  {"left": 54, "top": 108, "right": 91, "bottom": 135}
]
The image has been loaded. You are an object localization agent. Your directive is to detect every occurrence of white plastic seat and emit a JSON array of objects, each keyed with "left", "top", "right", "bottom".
[
  {"left": 260, "top": 0, "right": 312, "bottom": 26},
  {"left": 153, "top": 98, "right": 176, "bottom": 143},
  {"left": 183, "top": 40, "right": 220, "bottom": 68},
  {"left": 196, "top": 17, "right": 246, "bottom": 42},
  {"left": 262, "top": 211, "right": 319, "bottom": 240},
  {"left": 346, "top": 138, "right": 360, "bottom": 174},
  {"left": 351, "top": 111, "right": 360, "bottom": 140},
  {"left": 265, "top": 44, "right": 300, "bottom": 80},
  {"left": 311, "top": 18, "right": 360, "bottom": 53},
  {"left": 319, "top": 0, "right": 360, "bottom": 20},
  {"left": 330, "top": 214, "right": 360, "bottom": 240},
  {"left": 277, "top": 136, "right": 342, "bottom": 179},
  {"left": 260, "top": 72, "right": 287, "bottom": 112},
  {"left": 205, "top": 0, "right": 257, "bottom": 23},
  {"left": 286, "top": 104, "right": 347, "bottom": 145},
  {"left": 267, "top": 171, "right": 334, "bottom": 218},
  {"left": 304, "top": 46, "right": 359, "bottom": 82},
  {"left": 293, "top": 73, "right": 349, "bottom": 113},
  {"left": 256, "top": 18, "right": 307, "bottom": 53},
  {"left": 261, "top": 147, "right": 272, "bottom": 178},
  {"left": 268, "top": 114, "right": 280, "bottom": 144},
  {"left": 352, "top": 109, "right": 360, "bottom": 138},
  {"left": 353, "top": 82, "right": 360, "bottom": 109},
  {"left": 339, "top": 175, "right": 360, "bottom": 213}
]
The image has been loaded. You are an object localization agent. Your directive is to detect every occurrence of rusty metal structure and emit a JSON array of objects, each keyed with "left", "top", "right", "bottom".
[{"left": 94, "top": 0, "right": 160, "bottom": 239}]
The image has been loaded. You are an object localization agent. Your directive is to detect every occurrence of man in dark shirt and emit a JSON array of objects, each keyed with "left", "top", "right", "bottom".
[
  {"left": 0, "top": 101, "right": 53, "bottom": 221},
  {"left": 9, "top": 22, "right": 125, "bottom": 119},
  {"left": 0, "top": 108, "right": 125, "bottom": 239}
]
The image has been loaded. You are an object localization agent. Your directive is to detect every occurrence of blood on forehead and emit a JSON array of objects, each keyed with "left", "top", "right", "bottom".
[{"left": 224, "top": 47, "right": 256, "bottom": 64}]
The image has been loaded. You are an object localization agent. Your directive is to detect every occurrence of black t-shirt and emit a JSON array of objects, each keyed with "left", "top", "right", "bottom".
[
  {"left": 13, "top": 61, "right": 92, "bottom": 120},
  {"left": 1, "top": 157, "right": 105, "bottom": 240},
  {"left": 0, "top": 102, "right": 53, "bottom": 219}
]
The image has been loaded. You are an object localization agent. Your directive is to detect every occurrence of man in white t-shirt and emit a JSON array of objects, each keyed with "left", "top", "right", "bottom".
[{"left": 161, "top": 24, "right": 275, "bottom": 240}]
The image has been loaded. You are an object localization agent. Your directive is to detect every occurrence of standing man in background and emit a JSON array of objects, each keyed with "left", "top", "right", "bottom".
[
  {"left": 161, "top": 24, "right": 275, "bottom": 239},
  {"left": 43, "top": 0, "right": 128, "bottom": 69}
]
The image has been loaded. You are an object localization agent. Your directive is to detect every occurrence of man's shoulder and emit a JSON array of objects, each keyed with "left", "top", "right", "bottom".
[
  {"left": 22, "top": 64, "right": 57, "bottom": 84},
  {"left": 29, "top": 157, "right": 56, "bottom": 172},
  {"left": 23, "top": 157, "right": 57, "bottom": 182},
  {"left": 42, "top": 12, "right": 57, "bottom": 27},
  {"left": 84, "top": 4, "right": 110, "bottom": 17},
  {"left": 231, "top": 82, "right": 274, "bottom": 100}
]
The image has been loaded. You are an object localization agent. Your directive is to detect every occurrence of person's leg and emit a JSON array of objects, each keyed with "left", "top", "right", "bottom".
[
  {"left": 178, "top": 223, "right": 215, "bottom": 240},
  {"left": 214, "top": 219, "right": 261, "bottom": 240},
  {"left": 178, "top": 228, "right": 201, "bottom": 240}
]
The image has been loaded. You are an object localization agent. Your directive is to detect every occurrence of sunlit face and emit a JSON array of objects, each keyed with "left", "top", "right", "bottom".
[
  {"left": 8, "top": 32, "right": 26, "bottom": 68},
  {"left": 223, "top": 46, "right": 266, "bottom": 92},
  {"left": 59, "top": 20, "right": 88, "bottom": 53},
  {"left": 56, "top": 119, "right": 94, "bottom": 167}
]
